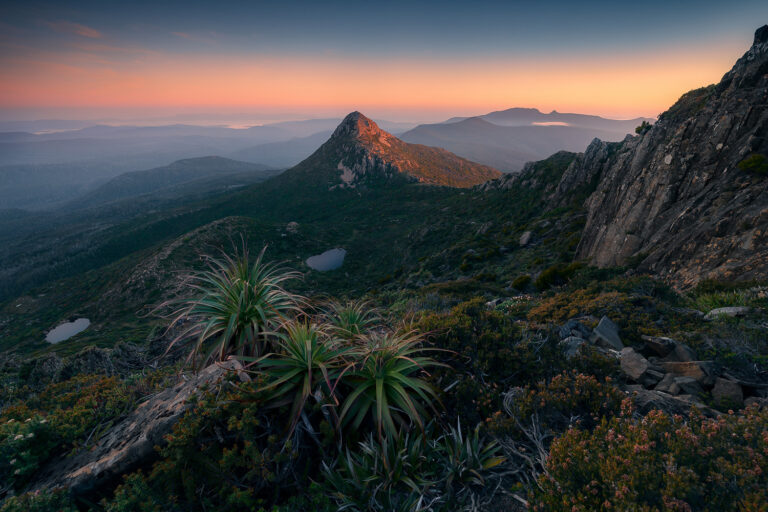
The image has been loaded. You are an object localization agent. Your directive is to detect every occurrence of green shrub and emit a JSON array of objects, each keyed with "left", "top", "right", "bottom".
[
  {"left": 0, "top": 489, "right": 76, "bottom": 512},
  {"left": 534, "top": 262, "right": 582, "bottom": 290},
  {"left": 737, "top": 153, "right": 768, "bottom": 175},
  {"left": 635, "top": 120, "right": 652, "bottom": 135},
  {"left": 511, "top": 274, "right": 531, "bottom": 290},
  {"left": 533, "top": 403, "right": 768, "bottom": 511}
]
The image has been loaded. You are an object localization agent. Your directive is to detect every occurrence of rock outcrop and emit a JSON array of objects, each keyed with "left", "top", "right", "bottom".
[
  {"left": 575, "top": 26, "right": 768, "bottom": 287},
  {"left": 30, "top": 360, "right": 246, "bottom": 497}
]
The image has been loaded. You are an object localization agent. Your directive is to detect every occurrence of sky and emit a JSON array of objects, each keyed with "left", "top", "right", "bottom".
[{"left": 1, "top": 0, "right": 767, "bottom": 124}]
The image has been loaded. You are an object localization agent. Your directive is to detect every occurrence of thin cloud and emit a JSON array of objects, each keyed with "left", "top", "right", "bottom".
[{"left": 42, "top": 20, "right": 103, "bottom": 39}]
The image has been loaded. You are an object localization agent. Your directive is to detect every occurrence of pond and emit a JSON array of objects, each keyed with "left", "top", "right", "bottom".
[
  {"left": 46, "top": 318, "right": 91, "bottom": 344},
  {"left": 306, "top": 248, "right": 347, "bottom": 271}
]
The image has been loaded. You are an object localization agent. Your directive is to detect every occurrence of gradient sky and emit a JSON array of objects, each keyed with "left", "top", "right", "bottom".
[{"left": 1, "top": 0, "right": 767, "bottom": 123}]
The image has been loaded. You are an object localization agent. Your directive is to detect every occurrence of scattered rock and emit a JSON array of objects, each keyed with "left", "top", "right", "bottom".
[
  {"left": 654, "top": 373, "right": 676, "bottom": 393},
  {"left": 620, "top": 347, "right": 649, "bottom": 381},
  {"left": 630, "top": 389, "right": 717, "bottom": 417},
  {"left": 669, "top": 377, "right": 704, "bottom": 397},
  {"left": 672, "top": 343, "right": 698, "bottom": 362},
  {"left": 519, "top": 231, "right": 533, "bottom": 247},
  {"left": 641, "top": 335, "right": 676, "bottom": 357},
  {"left": 286, "top": 221, "right": 299, "bottom": 234},
  {"left": 558, "top": 319, "right": 591, "bottom": 340},
  {"left": 560, "top": 336, "right": 585, "bottom": 359},
  {"left": 641, "top": 369, "right": 665, "bottom": 388},
  {"left": 661, "top": 361, "right": 716, "bottom": 387},
  {"left": 590, "top": 316, "right": 623, "bottom": 350},
  {"left": 704, "top": 306, "right": 751, "bottom": 320},
  {"left": 711, "top": 378, "right": 744, "bottom": 406}
]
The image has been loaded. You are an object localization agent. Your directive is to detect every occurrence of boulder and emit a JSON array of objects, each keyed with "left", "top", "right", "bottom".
[
  {"left": 669, "top": 376, "right": 704, "bottom": 397},
  {"left": 620, "top": 347, "right": 649, "bottom": 381},
  {"left": 704, "top": 306, "right": 751, "bottom": 320},
  {"left": 711, "top": 378, "right": 744, "bottom": 406},
  {"left": 560, "top": 336, "right": 585, "bottom": 359},
  {"left": 641, "top": 369, "right": 665, "bottom": 389},
  {"left": 654, "top": 373, "right": 676, "bottom": 393},
  {"left": 590, "top": 316, "right": 623, "bottom": 350},
  {"left": 630, "top": 389, "right": 717, "bottom": 417},
  {"left": 519, "top": 231, "right": 533, "bottom": 247},
  {"left": 661, "top": 361, "right": 716, "bottom": 387},
  {"left": 558, "top": 319, "right": 591, "bottom": 340},
  {"left": 31, "top": 359, "right": 246, "bottom": 497},
  {"left": 641, "top": 335, "right": 676, "bottom": 357},
  {"left": 672, "top": 343, "right": 698, "bottom": 362}
]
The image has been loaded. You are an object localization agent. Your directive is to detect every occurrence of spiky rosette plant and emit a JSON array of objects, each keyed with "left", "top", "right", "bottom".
[
  {"left": 324, "top": 299, "right": 381, "bottom": 340},
  {"left": 166, "top": 246, "right": 304, "bottom": 367},
  {"left": 258, "top": 321, "right": 348, "bottom": 434},
  {"left": 340, "top": 329, "right": 444, "bottom": 441}
]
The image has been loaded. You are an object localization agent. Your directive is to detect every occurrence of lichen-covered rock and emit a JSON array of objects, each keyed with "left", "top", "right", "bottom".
[{"left": 30, "top": 359, "right": 246, "bottom": 497}]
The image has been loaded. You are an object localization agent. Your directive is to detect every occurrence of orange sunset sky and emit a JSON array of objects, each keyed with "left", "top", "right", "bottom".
[{"left": 2, "top": 1, "right": 767, "bottom": 122}]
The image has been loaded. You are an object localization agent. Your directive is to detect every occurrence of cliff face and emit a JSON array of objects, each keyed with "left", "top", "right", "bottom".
[{"left": 576, "top": 26, "right": 768, "bottom": 287}]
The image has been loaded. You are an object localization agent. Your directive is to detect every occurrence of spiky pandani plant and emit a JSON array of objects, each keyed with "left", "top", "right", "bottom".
[
  {"left": 339, "top": 329, "right": 444, "bottom": 441},
  {"left": 324, "top": 299, "right": 381, "bottom": 340},
  {"left": 258, "top": 321, "right": 349, "bottom": 434},
  {"left": 165, "top": 246, "right": 305, "bottom": 367},
  {"left": 323, "top": 422, "right": 506, "bottom": 512}
]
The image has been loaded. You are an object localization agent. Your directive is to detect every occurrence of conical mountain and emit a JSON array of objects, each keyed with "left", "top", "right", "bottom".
[{"left": 287, "top": 111, "right": 501, "bottom": 188}]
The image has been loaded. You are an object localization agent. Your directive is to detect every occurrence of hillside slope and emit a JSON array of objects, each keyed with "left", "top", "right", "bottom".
[{"left": 72, "top": 157, "right": 276, "bottom": 208}]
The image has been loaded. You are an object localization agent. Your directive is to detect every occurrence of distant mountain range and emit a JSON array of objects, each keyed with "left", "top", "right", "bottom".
[
  {"left": 71, "top": 156, "right": 279, "bottom": 210},
  {"left": 402, "top": 108, "right": 654, "bottom": 171},
  {"left": 285, "top": 112, "right": 501, "bottom": 188}
]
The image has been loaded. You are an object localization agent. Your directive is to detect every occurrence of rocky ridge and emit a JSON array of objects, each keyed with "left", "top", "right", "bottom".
[{"left": 575, "top": 26, "right": 768, "bottom": 287}]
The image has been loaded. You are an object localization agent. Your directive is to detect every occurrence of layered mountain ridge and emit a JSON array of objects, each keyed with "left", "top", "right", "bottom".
[{"left": 287, "top": 111, "right": 502, "bottom": 188}]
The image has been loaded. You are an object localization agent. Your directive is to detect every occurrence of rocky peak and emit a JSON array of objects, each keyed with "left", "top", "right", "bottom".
[
  {"left": 330, "top": 111, "right": 394, "bottom": 147},
  {"left": 289, "top": 111, "right": 501, "bottom": 189},
  {"left": 573, "top": 25, "right": 768, "bottom": 287}
]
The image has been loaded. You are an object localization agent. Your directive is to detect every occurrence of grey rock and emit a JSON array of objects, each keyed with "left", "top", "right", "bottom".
[
  {"left": 641, "top": 369, "right": 665, "bottom": 388},
  {"left": 654, "top": 373, "right": 676, "bottom": 393},
  {"left": 519, "top": 231, "right": 533, "bottom": 247},
  {"left": 703, "top": 307, "right": 752, "bottom": 321},
  {"left": 590, "top": 316, "right": 623, "bottom": 350},
  {"left": 711, "top": 378, "right": 744, "bottom": 406},
  {"left": 672, "top": 343, "right": 698, "bottom": 362},
  {"left": 31, "top": 360, "right": 246, "bottom": 496},
  {"left": 631, "top": 389, "right": 716, "bottom": 417},
  {"left": 558, "top": 319, "right": 591, "bottom": 340},
  {"left": 661, "top": 361, "right": 717, "bottom": 387},
  {"left": 575, "top": 27, "right": 768, "bottom": 288},
  {"left": 560, "top": 336, "right": 585, "bottom": 359},
  {"left": 28, "top": 354, "right": 64, "bottom": 384},
  {"left": 620, "top": 347, "right": 649, "bottom": 381},
  {"left": 669, "top": 376, "right": 704, "bottom": 397},
  {"left": 641, "top": 335, "right": 676, "bottom": 357}
]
